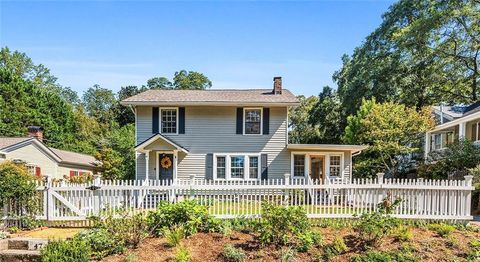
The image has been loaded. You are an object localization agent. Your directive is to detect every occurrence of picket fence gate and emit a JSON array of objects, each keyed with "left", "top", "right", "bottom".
[{"left": 2, "top": 173, "right": 475, "bottom": 226}]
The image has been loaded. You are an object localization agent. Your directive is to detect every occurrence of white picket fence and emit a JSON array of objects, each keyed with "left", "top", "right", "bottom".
[{"left": 2, "top": 173, "right": 475, "bottom": 226}]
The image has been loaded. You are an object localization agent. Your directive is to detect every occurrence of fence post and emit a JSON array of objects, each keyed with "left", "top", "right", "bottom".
[
  {"left": 465, "top": 175, "right": 474, "bottom": 217},
  {"left": 44, "top": 175, "right": 53, "bottom": 221},
  {"left": 189, "top": 174, "right": 196, "bottom": 200},
  {"left": 284, "top": 173, "right": 291, "bottom": 206},
  {"left": 417, "top": 178, "right": 424, "bottom": 215},
  {"left": 376, "top": 173, "right": 385, "bottom": 208},
  {"left": 92, "top": 175, "right": 101, "bottom": 216}
]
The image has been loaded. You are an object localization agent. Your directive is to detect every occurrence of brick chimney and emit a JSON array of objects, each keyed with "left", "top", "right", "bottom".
[
  {"left": 273, "top": 77, "right": 282, "bottom": 95},
  {"left": 27, "top": 126, "right": 44, "bottom": 142}
]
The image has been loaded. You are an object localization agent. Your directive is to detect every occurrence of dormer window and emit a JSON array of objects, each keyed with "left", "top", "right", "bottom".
[
  {"left": 244, "top": 108, "right": 262, "bottom": 135},
  {"left": 160, "top": 108, "right": 178, "bottom": 134}
]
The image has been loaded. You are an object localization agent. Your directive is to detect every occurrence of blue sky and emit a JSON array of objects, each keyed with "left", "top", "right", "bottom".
[{"left": 0, "top": 1, "right": 393, "bottom": 96}]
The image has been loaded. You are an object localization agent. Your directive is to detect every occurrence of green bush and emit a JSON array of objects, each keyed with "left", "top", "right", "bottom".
[
  {"left": 147, "top": 200, "right": 223, "bottom": 236},
  {"left": 280, "top": 247, "right": 297, "bottom": 262},
  {"left": 323, "top": 236, "right": 348, "bottom": 260},
  {"left": 172, "top": 246, "right": 190, "bottom": 262},
  {"left": 393, "top": 226, "right": 413, "bottom": 242},
  {"left": 349, "top": 251, "right": 417, "bottom": 262},
  {"left": 354, "top": 197, "right": 401, "bottom": 246},
  {"left": 259, "top": 202, "right": 311, "bottom": 246},
  {"left": 297, "top": 230, "right": 323, "bottom": 252},
  {"left": 164, "top": 226, "right": 185, "bottom": 247},
  {"left": 222, "top": 244, "right": 247, "bottom": 262},
  {"left": 467, "top": 239, "right": 480, "bottom": 261},
  {"left": 427, "top": 223, "right": 455, "bottom": 237},
  {"left": 41, "top": 239, "right": 91, "bottom": 262},
  {"left": 74, "top": 228, "right": 124, "bottom": 259}
]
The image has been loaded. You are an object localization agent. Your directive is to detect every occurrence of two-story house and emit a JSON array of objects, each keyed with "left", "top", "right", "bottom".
[
  {"left": 122, "top": 77, "right": 367, "bottom": 183},
  {"left": 425, "top": 102, "right": 480, "bottom": 158}
]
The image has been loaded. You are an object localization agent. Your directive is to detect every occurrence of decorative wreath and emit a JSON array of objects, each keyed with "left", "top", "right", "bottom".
[{"left": 160, "top": 156, "right": 172, "bottom": 169}]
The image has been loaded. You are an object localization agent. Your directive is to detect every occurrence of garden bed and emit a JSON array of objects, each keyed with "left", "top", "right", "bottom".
[{"left": 102, "top": 226, "right": 480, "bottom": 261}]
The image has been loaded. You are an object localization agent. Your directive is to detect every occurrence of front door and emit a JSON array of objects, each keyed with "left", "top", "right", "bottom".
[
  {"left": 158, "top": 153, "right": 174, "bottom": 180},
  {"left": 309, "top": 156, "right": 325, "bottom": 182}
]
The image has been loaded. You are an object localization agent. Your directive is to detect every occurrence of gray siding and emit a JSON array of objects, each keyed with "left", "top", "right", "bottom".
[{"left": 136, "top": 106, "right": 289, "bottom": 180}]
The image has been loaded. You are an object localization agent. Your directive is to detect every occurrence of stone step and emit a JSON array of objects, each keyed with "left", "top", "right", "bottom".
[
  {"left": 0, "top": 249, "right": 41, "bottom": 262},
  {"left": 7, "top": 238, "right": 48, "bottom": 251}
]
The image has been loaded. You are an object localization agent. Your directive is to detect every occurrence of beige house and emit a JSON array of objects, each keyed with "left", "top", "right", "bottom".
[
  {"left": 0, "top": 127, "right": 99, "bottom": 179},
  {"left": 425, "top": 103, "right": 480, "bottom": 158},
  {"left": 122, "top": 77, "right": 367, "bottom": 183}
]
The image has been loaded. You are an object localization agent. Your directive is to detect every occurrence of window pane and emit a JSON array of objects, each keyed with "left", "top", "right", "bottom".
[
  {"left": 329, "top": 155, "right": 341, "bottom": 177},
  {"left": 245, "top": 109, "right": 261, "bottom": 134},
  {"left": 231, "top": 156, "right": 245, "bottom": 179},
  {"left": 293, "top": 155, "right": 305, "bottom": 177},
  {"left": 216, "top": 156, "right": 226, "bottom": 179},
  {"left": 249, "top": 156, "right": 258, "bottom": 179},
  {"left": 161, "top": 109, "right": 177, "bottom": 134}
]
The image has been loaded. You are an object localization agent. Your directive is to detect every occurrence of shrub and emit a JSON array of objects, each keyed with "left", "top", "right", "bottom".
[
  {"left": 41, "top": 239, "right": 91, "bottom": 262},
  {"left": 349, "top": 251, "right": 417, "bottom": 262},
  {"left": 354, "top": 196, "right": 401, "bottom": 246},
  {"left": 467, "top": 239, "right": 480, "bottom": 261},
  {"left": 297, "top": 230, "right": 322, "bottom": 252},
  {"left": 393, "top": 226, "right": 413, "bottom": 242},
  {"left": 0, "top": 231, "right": 7, "bottom": 239},
  {"left": 222, "top": 244, "right": 247, "bottom": 262},
  {"left": 74, "top": 228, "right": 124, "bottom": 259},
  {"left": 92, "top": 211, "right": 149, "bottom": 248},
  {"left": 427, "top": 223, "right": 455, "bottom": 237},
  {"left": 164, "top": 226, "right": 185, "bottom": 247},
  {"left": 147, "top": 200, "right": 222, "bottom": 236},
  {"left": 323, "top": 236, "right": 348, "bottom": 260},
  {"left": 172, "top": 246, "right": 190, "bottom": 262},
  {"left": 280, "top": 247, "right": 297, "bottom": 262},
  {"left": 125, "top": 253, "right": 137, "bottom": 262},
  {"left": 259, "top": 202, "right": 310, "bottom": 246}
]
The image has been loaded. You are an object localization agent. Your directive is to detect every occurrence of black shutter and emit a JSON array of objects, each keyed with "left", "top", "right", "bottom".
[
  {"left": 263, "top": 108, "right": 270, "bottom": 135},
  {"left": 261, "top": 154, "right": 268, "bottom": 180},
  {"left": 205, "top": 153, "right": 214, "bottom": 180},
  {"left": 152, "top": 107, "right": 159, "bottom": 134},
  {"left": 236, "top": 108, "right": 243, "bottom": 134},
  {"left": 179, "top": 107, "right": 185, "bottom": 134}
]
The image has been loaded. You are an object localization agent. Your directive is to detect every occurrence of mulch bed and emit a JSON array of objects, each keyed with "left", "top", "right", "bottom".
[{"left": 103, "top": 227, "right": 480, "bottom": 261}]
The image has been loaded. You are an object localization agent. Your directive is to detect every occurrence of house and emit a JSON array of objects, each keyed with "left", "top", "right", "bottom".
[
  {"left": 425, "top": 102, "right": 480, "bottom": 158},
  {"left": 121, "top": 77, "right": 367, "bottom": 183},
  {"left": 0, "top": 126, "right": 99, "bottom": 179}
]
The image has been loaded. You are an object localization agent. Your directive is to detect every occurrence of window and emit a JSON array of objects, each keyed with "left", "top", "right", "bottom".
[
  {"left": 329, "top": 155, "right": 341, "bottom": 177},
  {"left": 244, "top": 108, "right": 262, "bottom": 135},
  {"left": 216, "top": 156, "right": 226, "bottom": 179},
  {"left": 249, "top": 156, "right": 259, "bottom": 179},
  {"left": 445, "top": 132, "right": 454, "bottom": 145},
  {"left": 432, "top": 134, "right": 442, "bottom": 150},
  {"left": 25, "top": 164, "right": 36, "bottom": 176},
  {"left": 473, "top": 122, "right": 480, "bottom": 141},
  {"left": 161, "top": 108, "right": 178, "bottom": 134},
  {"left": 213, "top": 153, "right": 260, "bottom": 180},
  {"left": 293, "top": 155, "right": 305, "bottom": 177},
  {"left": 230, "top": 156, "right": 245, "bottom": 179}
]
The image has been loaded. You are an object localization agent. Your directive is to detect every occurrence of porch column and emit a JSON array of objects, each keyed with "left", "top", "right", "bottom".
[
  {"left": 459, "top": 122, "right": 467, "bottom": 139},
  {"left": 424, "top": 132, "right": 431, "bottom": 161},
  {"left": 145, "top": 150, "right": 150, "bottom": 181}
]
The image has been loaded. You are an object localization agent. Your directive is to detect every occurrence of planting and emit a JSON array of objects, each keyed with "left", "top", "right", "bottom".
[
  {"left": 427, "top": 223, "right": 456, "bottom": 237},
  {"left": 222, "top": 244, "right": 247, "bottom": 262},
  {"left": 41, "top": 238, "right": 91, "bottom": 262}
]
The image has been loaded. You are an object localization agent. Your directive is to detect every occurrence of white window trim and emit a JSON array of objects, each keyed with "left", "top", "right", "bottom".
[
  {"left": 243, "top": 108, "right": 263, "bottom": 136},
  {"left": 290, "top": 152, "right": 345, "bottom": 180},
  {"left": 159, "top": 107, "right": 179, "bottom": 135},
  {"left": 213, "top": 153, "right": 261, "bottom": 180}
]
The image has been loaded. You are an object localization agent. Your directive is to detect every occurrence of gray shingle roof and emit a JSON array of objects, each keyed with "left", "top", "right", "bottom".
[
  {"left": 121, "top": 89, "right": 299, "bottom": 105},
  {"left": 0, "top": 137, "right": 97, "bottom": 167}
]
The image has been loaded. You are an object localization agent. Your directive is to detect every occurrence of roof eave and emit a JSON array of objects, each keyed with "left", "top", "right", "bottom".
[
  {"left": 121, "top": 101, "right": 300, "bottom": 107},
  {"left": 287, "top": 144, "right": 368, "bottom": 153}
]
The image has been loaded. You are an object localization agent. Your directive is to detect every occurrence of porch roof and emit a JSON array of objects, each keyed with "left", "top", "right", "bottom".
[
  {"left": 135, "top": 134, "right": 189, "bottom": 154},
  {"left": 287, "top": 144, "right": 368, "bottom": 154},
  {"left": 430, "top": 110, "right": 480, "bottom": 133}
]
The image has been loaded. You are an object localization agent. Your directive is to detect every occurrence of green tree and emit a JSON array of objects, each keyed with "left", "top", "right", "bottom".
[
  {"left": 343, "top": 99, "right": 434, "bottom": 177},
  {"left": 172, "top": 70, "right": 212, "bottom": 90},
  {"left": 82, "top": 84, "right": 117, "bottom": 124},
  {"left": 95, "top": 147, "right": 123, "bottom": 180},
  {"left": 288, "top": 95, "right": 320, "bottom": 144},
  {"left": 308, "top": 86, "right": 344, "bottom": 144},
  {"left": 147, "top": 77, "right": 172, "bottom": 89}
]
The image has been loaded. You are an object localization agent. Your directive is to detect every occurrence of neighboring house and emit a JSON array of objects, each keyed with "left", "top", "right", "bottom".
[
  {"left": 122, "top": 77, "right": 367, "bottom": 183},
  {"left": 425, "top": 102, "right": 480, "bottom": 158},
  {"left": 0, "top": 126, "right": 99, "bottom": 179}
]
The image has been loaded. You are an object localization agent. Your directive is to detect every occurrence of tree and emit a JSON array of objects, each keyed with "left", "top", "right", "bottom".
[
  {"left": 147, "top": 77, "right": 172, "bottom": 89},
  {"left": 113, "top": 85, "right": 148, "bottom": 126},
  {"left": 95, "top": 147, "right": 123, "bottom": 180},
  {"left": 288, "top": 95, "right": 320, "bottom": 144},
  {"left": 343, "top": 98, "right": 434, "bottom": 177},
  {"left": 172, "top": 70, "right": 212, "bottom": 90},
  {"left": 82, "top": 84, "right": 117, "bottom": 124},
  {"left": 308, "top": 86, "right": 344, "bottom": 144}
]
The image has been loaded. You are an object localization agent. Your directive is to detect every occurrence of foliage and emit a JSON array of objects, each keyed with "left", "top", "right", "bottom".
[
  {"left": 349, "top": 250, "right": 417, "bottom": 262},
  {"left": 343, "top": 98, "right": 433, "bottom": 177},
  {"left": 297, "top": 230, "right": 322, "bottom": 252},
  {"left": 0, "top": 161, "right": 38, "bottom": 227},
  {"left": 172, "top": 70, "right": 212, "bottom": 90},
  {"left": 323, "top": 236, "right": 348, "bottom": 260},
  {"left": 354, "top": 196, "right": 401, "bottom": 246},
  {"left": 0, "top": 231, "right": 7, "bottom": 239},
  {"left": 258, "top": 202, "right": 315, "bottom": 248},
  {"left": 280, "top": 247, "right": 297, "bottom": 262},
  {"left": 288, "top": 95, "right": 320, "bottom": 144},
  {"left": 393, "top": 226, "right": 413, "bottom": 242},
  {"left": 222, "top": 244, "right": 247, "bottom": 262},
  {"left": 64, "top": 172, "right": 93, "bottom": 184},
  {"left": 172, "top": 246, "right": 191, "bottom": 262},
  {"left": 164, "top": 226, "right": 185, "bottom": 247},
  {"left": 74, "top": 228, "right": 124, "bottom": 259},
  {"left": 95, "top": 146, "right": 123, "bottom": 180},
  {"left": 81, "top": 84, "right": 117, "bottom": 124},
  {"left": 125, "top": 253, "right": 137, "bottom": 262},
  {"left": 467, "top": 239, "right": 480, "bottom": 261},
  {"left": 147, "top": 200, "right": 222, "bottom": 236},
  {"left": 92, "top": 211, "right": 149, "bottom": 249},
  {"left": 427, "top": 223, "right": 455, "bottom": 237},
  {"left": 41, "top": 238, "right": 91, "bottom": 262}
]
